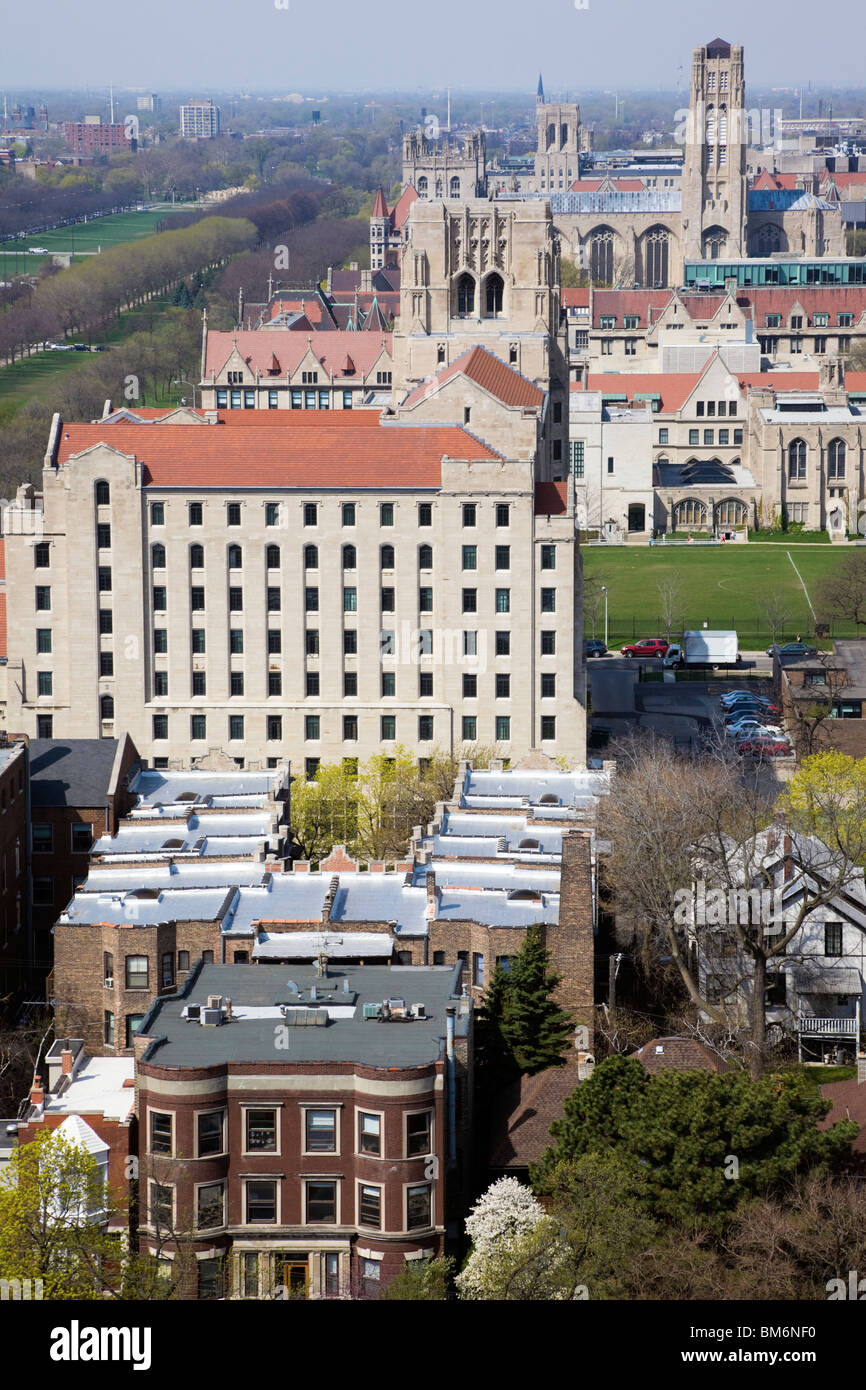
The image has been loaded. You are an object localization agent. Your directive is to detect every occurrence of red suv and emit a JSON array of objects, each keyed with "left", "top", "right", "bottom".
[{"left": 620, "top": 638, "right": 670, "bottom": 658}]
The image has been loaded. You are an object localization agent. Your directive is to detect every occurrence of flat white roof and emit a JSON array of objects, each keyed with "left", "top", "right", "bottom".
[{"left": 43, "top": 1056, "right": 135, "bottom": 1123}]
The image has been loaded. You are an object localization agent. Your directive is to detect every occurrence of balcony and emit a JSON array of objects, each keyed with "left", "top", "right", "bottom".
[{"left": 796, "top": 1015, "right": 859, "bottom": 1037}]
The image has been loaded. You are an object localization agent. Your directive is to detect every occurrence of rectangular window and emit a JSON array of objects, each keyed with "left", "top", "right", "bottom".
[
  {"left": 306, "top": 1180, "right": 337, "bottom": 1224},
  {"left": 304, "top": 503, "right": 318, "bottom": 526},
  {"left": 463, "top": 673, "right": 478, "bottom": 698},
  {"left": 462, "top": 503, "right": 476, "bottom": 527},
  {"left": 658, "top": 427, "right": 669, "bottom": 445},
  {"left": 191, "top": 714, "right": 206, "bottom": 741},
  {"left": 229, "top": 628, "right": 244, "bottom": 655},
  {"left": 71, "top": 823, "right": 93, "bottom": 854},
  {"left": 33, "top": 877, "right": 53, "bottom": 906},
  {"left": 151, "top": 502, "right": 164, "bottom": 526},
  {"left": 343, "top": 716, "right": 358, "bottom": 741},
  {"left": 824, "top": 923, "right": 843, "bottom": 957},
  {"left": 246, "top": 1180, "right": 277, "bottom": 1224},
  {"left": 419, "top": 671, "right": 433, "bottom": 697},
  {"left": 406, "top": 1112, "right": 431, "bottom": 1157},
  {"left": 718, "top": 429, "right": 729, "bottom": 445},
  {"left": 99, "top": 650, "right": 114, "bottom": 677},
  {"left": 380, "top": 502, "right": 394, "bottom": 526},
  {"left": 228, "top": 587, "right": 242, "bottom": 612},
  {"left": 541, "top": 715, "right": 556, "bottom": 740},
  {"left": 265, "top": 502, "right": 281, "bottom": 527},
  {"left": 462, "top": 546, "right": 477, "bottom": 570},
  {"left": 570, "top": 440, "right": 585, "bottom": 478},
  {"left": 189, "top": 502, "right": 203, "bottom": 526},
  {"left": 407, "top": 1184, "right": 432, "bottom": 1230},
  {"left": 462, "top": 716, "right": 477, "bottom": 741},
  {"left": 150, "top": 1110, "right": 172, "bottom": 1155},
  {"left": 305, "top": 757, "right": 320, "bottom": 780},
  {"left": 381, "top": 715, "right": 396, "bottom": 740},
  {"left": 462, "top": 589, "right": 477, "bottom": 613},
  {"left": 99, "top": 609, "right": 113, "bottom": 634},
  {"left": 541, "top": 588, "right": 556, "bottom": 613},
  {"left": 36, "top": 629, "right": 52, "bottom": 654},
  {"left": 229, "top": 715, "right": 244, "bottom": 741},
  {"left": 37, "top": 671, "right": 52, "bottom": 697},
  {"left": 495, "top": 673, "right": 510, "bottom": 698},
  {"left": 35, "top": 585, "right": 51, "bottom": 612},
  {"left": 305, "top": 716, "right": 321, "bottom": 740},
  {"left": 104, "top": 1011, "right": 115, "bottom": 1047},
  {"left": 343, "top": 629, "right": 357, "bottom": 655},
  {"left": 267, "top": 715, "right": 283, "bottom": 741},
  {"left": 344, "top": 587, "right": 358, "bottom": 612},
  {"left": 703, "top": 430, "right": 714, "bottom": 446},
  {"left": 733, "top": 429, "right": 743, "bottom": 445},
  {"left": 36, "top": 715, "right": 53, "bottom": 738},
  {"left": 358, "top": 1112, "right": 381, "bottom": 1155},
  {"left": 153, "top": 714, "right": 168, "bottom": 740},
  {"left": 126, "top": 955, "right": 149, "bottom": 990},
  {"left": 178, "top": 951, "right": 189, "bottom": 973},
  {"left": 543, "top": 634, "right": 556, "bottom": 663},
  {"left": 359, "top": 1184, "right": 382, "bottom": 1228},
  {"left": 197, "top": 1111, "right": 224, "bottom": 1157},
  {"left": 230, "top": 672, "right": 244, "bottom": 697},
  {"left": 151, "top": 1183, "right": 173, "bottom": 1230},
  {"left": 344, "top": 672, "right": 358, "bottom": 697},
  {"left": 197, "top": 1182, "right": 224, "bottom": 1230},
  {"left": 191, "top": 670, "right": 206, "bottom": 697},
  {"left": 32, "top": 824, "right": 53, "bottom": 853},
  {"left": 418, "top": 503, "right": 432, "bottom": 526},
  {"left": 496, "top": 504, "right": 510, "bottom": 527},
  {"left": 473, "top": 951, "right": 485, "bottom": 987},
  {"left": 97, "top": 566, "right": 112, "bottom": 592},
  {"left": 305, "top": 587, "right": 319, "bottom": 612},
  {"left": 266, "top": 587, "right": 281, "bottom": 612},
  {"left": 191, "top": 628, "right": 205, "bottom": 654},
  {"left": 419, "top": 587, "right": 433, "bottom": 613},
  {"left": 495, "top": 589, "right": 510, "bottom": 613},
  {"left": 305, "top": 1108, "right": 337, "bottom": 1153},
  {"left": 269, "top": 629, "right": 283, "bottom": 654},
  {"left": 246, "top": 1108, "right": 277, "bottom": 1152},
  {"left": 418, "top": 714, "right": 434, "bottom": 741},
  {"left": 540, "top": 545, "right": 556, "bottom": 570},
  {"left": 495, "top": 715, "right": 511, "bottom": 741},
  {"left": 268, "top": 672, "right": 282, "bottom": 698},
  {"left": 541, "top": 672, "right": 556, "bottom": 698},
  {"left": 382, "top": 670, "right": 396, "bottom": 698},
  {"left": 495, "top": 545, "right": 510, "bottom": 570},
  {"left": 689, "top": 429, "right": 699, "bottom": 446}
]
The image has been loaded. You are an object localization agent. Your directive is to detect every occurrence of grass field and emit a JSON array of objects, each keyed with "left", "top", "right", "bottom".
[
  {"left": 0, "top": 294, "right": 177, "bottom": 415},
  {"left": 0, "top": 206, "right": 170, "bottom": 275},
  {"left": 582, "top": 543, "right": 858, "bottom": 648}
]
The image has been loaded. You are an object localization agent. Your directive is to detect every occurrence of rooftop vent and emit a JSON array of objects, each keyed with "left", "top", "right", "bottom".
[
  {"left": 162, "top": 838, "right": 185, "bottom": 850},
  {"left": 538, "top": 793, "right": 560, "bottom": 805},
  {"left": 518, "top": 838, "right": 541, "bottom": 850},
  {"left": 176, "top": 792, "right": 197, "bottom": 803},
  {"left": 129, "top": 888, "right": 160, "bottom": 900},
  {"left": 508, "top": 888, "right": 542, "bottom": 902}
]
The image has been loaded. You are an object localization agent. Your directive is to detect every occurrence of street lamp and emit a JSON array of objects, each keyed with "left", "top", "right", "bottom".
[
  {"left": 173, "top": 379, "right": 198, "bottom": 409},
  {"left": 601, "top": 586, "right": 609, "bottom": 650}
]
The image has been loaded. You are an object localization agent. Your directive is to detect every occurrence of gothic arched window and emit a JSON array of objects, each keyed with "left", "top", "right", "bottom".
[
  {"left": 588, "top": 229, "right": 614, "bottom": 285},
  {"left": 484, "top": 272, "right": 504, "bottom": 317},
  {"left": 828, "top": 438, "right": 846, "bottom": 480},
  {"left": 788, "top": 439, "right": 807, "bottom": 481},
  {"left": 455, "top": 272, "right": 475, "bottom": 316},
  {"left": 644, "top": 226, "right": 670, "bottom": 288}
]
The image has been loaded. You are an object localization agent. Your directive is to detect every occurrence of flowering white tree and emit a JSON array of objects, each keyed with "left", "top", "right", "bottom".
[{"left": 457, "top": 1178, "right": 573, "bottom": 1301}]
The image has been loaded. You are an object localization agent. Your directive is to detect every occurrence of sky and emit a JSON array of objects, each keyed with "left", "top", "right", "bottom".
[{"left": 2, "top": 0, "right": 863, "bottom": 93}]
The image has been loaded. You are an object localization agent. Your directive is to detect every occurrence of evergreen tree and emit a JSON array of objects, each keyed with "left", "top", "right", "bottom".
[
  {"left": 499, "top": 925, "right": 573, "bottom": 1074},
  {"left": 171, "top": 281, "right": 192, "bottom": 308},
  {"left": 476, "top": 962, "right": 520, "bottom": 1088}
]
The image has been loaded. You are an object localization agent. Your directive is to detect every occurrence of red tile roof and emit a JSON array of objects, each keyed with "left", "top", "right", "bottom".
[
  {"left": 55, "top": 421, "right": 501, "bottom": 488},
  {"left": 569, "top": 179, "right": 603, "bottom": 192},
  {"left": 631, "top": 1036, "right": 731, "bottom": 1074},
  {"left": 371, "top": 187, "right": 388, "bottom": 219},
  {"left": 751, "top": 170, "right": 799, "bottom": 190},
  {"left": 266, "top": 295, "right": 333, "bottom": 327},
  {"left": 736, "top": 286, "right": 866, "bottom": 323},
  {"left": 676, "top": 294, "right": 728, "bottom": 319},
  {"left": 204, "top": 330, "right": 392, "bottom": 379},
  {"left": 561, "top": 288, "right": 590, "bottom": 308},
  {"left": 534, "top": 481, "right": 568, "bottom": 515},
  {"left": 592, "top": 288, "right": 673, "bottom": 328},
  {"left": 390, "top": 185, "right": 418, "bottom": 231},
  {"left": 105, "top": 408, "right": 384, "bottom": 427},
  {"left": 582, "top": 370, "right": 702, "bottom": 413},
  {"left": 821, "top": 170, "right": 866, "bottom": 191},
  {"left": 845, "top": 371, "right": 866, "bottom": 392},
  {"left": 402, "top": 346, "right": 545, "bottom": 410},
  {"left": 736, "top": 370, "right": 819, "bottom": 392}
]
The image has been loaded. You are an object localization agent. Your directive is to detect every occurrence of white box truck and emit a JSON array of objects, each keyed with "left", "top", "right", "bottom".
[{"left": 663, "top": 630, "right": 740, "bottom": 669}]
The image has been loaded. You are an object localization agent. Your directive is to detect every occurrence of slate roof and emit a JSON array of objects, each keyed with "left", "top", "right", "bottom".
[
  {"left": 488, "top": 1067, "right": 577, "bottom": 1169},
  {"left": 29, "top": 739, "right": 120, "bottom": 808}
]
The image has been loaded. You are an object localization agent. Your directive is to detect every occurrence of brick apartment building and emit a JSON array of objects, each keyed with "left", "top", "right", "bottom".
[
  {"left": 778, "top": 639, "right": 866, "bottom": 756},
  {"left": 30, "top": 735, "right": 139, "bottom": 981},
  {"left": 134, "top": 961, "right": 472, "bottom": 1298},
  {"left": 63, "top": 122, "right": 134, "bottom": 154}
]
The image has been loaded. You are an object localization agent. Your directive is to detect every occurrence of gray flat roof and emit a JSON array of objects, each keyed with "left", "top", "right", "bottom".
[
  {"left": 130, "top": 768, "right": 279, "bottom": 806},
  {"left": 139, "top": 962, "right": 466, "bottom": 1069},
  {"left": 29, "top": 739, "right": 120, "bottom": 808}
]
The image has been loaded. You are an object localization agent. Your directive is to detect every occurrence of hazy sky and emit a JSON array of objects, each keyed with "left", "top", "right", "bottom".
[{"left": 3, "top": 0, "right": 862, "bottom": 93}]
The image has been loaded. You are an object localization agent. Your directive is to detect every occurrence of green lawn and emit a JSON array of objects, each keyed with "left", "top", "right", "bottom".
[
  {"left": 582, "top": 543, "right": 858, "bottom": 647},
  {"left": 0, "top": 206, "right": 170, "bottom": 274}
]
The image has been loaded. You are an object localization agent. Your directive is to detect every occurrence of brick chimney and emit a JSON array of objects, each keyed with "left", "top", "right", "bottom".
[
  {"left": 61, "top": 1048, "right": 74, "bottom": 1076},
  {"left": 30, "top": 1075, "right": 44, "bottom": 1108}
]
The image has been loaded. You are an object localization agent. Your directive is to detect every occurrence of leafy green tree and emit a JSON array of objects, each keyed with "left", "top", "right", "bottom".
[
  {"left": 381, "top": 1256, "right": 453, "bottom": 1300},
  {"left": 498, "top": 926, "right": 574, "bottom": 1074},
  {"left": 533, "top": 1058, "right": 858, "bottom": 1233}
]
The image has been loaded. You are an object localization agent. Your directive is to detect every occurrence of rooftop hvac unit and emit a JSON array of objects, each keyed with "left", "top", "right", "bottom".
[
  {"left": 206, "top": 995, "right": 223, "bottom": 1010},
  {"left": 200, "top": 1007, "right": 222, "bottom": 1026},
  {"left": 411, "top": 1003, "right": 426, "bottom": 1019},
  {"left": 363, "top": 1002, "right": 383, "bottom": 1020},
  {"left": 186, "top": 1004, "right": 201, "bottom": 1021}
]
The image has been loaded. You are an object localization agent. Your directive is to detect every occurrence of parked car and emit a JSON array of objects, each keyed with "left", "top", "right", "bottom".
[
  {"left": 720, "top": 689, "right": 777, "bottom": 708},
  {"left": 620, "top": 638, "right": 669, "bottom": 658},
  {"left": 723, "top": 698, "right": 781, "bottom": 718},
  {"left": 766, "top": 642, "right": 818, "bottom": 659},
  {"left": 584, "top": 639, "right": 607, "bottom": 658},
  {"left": 736, "top": 737, "right": 792, "bottom": 757},
  {"left": 724, "top": 709, "right": 783, "bottom": 727},
  {"left": 726, "top": 720, "right": 784, "bottom": 739}
]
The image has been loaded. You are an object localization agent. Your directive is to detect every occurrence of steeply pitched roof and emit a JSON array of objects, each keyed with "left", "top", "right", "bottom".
[
  {"left": 390, "top": 185, "right": 418, "bottom": 231},
  {"left": 55, "top": 421, "right": 501, "bottom": 489},
  {"left": 204, "top": 330, "right": 392, "bottom": 379},
  {"left": 401, "top": 346, "right": 545, "bottom": 410},
  {"left": 371, "top": 187, "right": 388, "bottom": 219},
  {"left": 582, "top": 370, "right": 702, "bottom": 413},
  {"left": 488, "top": 1067, "right": 577, "bottom": 1169},
  {"left": 561, "top": 288, "right": 590, "bottom": 308},
  {"left": 631, "top": 1036, "right": 731, "bottom": 1074},
  {"left": 29, "top": 739, "right": 122, "bottom": 808}
]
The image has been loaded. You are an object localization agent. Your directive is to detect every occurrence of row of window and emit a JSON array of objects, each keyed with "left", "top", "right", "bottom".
[
  {"left": 684, "top": 429, "right": 744, "bottom": 447},
  {"left": 148, "top": 585, "right": 557, "bottom": 615},
  {"left": 764, "top": 312, "right": 854, "bottom": 328},
  {"left": 787, "top": 438, "right": 846, "bottom": 481},
  {"left": 149, "top": 1105, "right": 431, "bottom": 1161},
  {"left": 149, "top": 1175, "right": 432, "bottom": 1234},
  {"left": 150, "top": 712, "right": 557, "bottom": 743},
  {"left": 32, "top": 822, "right": 92, "bottom": 854},
  {"left": 146, "top": 542, "right": 552, "bottom": 572},
  {"left": 146, "top": 500, "right": 515, "bottom": 528},
  {"left": 150, "top": 627, "right": 558, "bottom": 660}
]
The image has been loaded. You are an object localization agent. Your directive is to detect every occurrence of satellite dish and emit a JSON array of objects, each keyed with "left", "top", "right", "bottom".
[{"left": 424, "top": 114, "right": 440, "bottom": 141}]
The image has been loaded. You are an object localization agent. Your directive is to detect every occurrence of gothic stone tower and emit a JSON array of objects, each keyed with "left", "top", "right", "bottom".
[
  {"left": 402, "top": 131, "right": 487, "bottom": 200},
  {"left": 681, "top": 38, "right": 747, "bottom": 261},
  {"left": 534, "top": 92, "right": 581, "bottom": 195}
]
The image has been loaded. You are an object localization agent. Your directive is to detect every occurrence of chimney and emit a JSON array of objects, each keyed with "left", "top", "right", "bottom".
[
  {"left": 360, "top": 268, "right": 372, "bottom": 292},
  {"left": 30, "top": 1075, "right": 44, "bottom": 1108},
  {"left": 426, "top": 869, "right": 436, "bottom": 903},
  {"left": 61, "top": 1048, "right": 74, "bottom": 1076}
]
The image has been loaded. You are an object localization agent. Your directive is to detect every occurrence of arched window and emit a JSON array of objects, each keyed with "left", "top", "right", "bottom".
[
  {"left": 189, "top": 544, "right": 204, "bottom": 569},
  {"left": 435, "top": 178, "right": 443, "bottom": 198},
  {"left": 706, "top": 105, "right": 716, "bottom": 148},
  {"left": 266, "top": 544, "right": 280, "bottom": 568},
  {"left": 95, "top": 480, "right": 110, "bottom": 505},
  {"left": 304, "top": 544, "right": 319, "bottom": 569},
  {"left": 752, "top": 223, "right": 785, "bottom": 256},
  {"left": 828, "top": 438, "right": 846, "bottom": 480},
  {"left": 674, "top": 499, "right": 708, "bottom": 528},
  {"left": 380, "top": 544, "right": 395, "bottom": 569},
  {"left": 100, "top": 695, "right": 114, "bottom": 721},
  {"left": 703, "top": 226, "right": 727, "bottom": 260},
  {"left": 588, "top": 228, "right": 614, "bottom": 285},
  {"left": 484, "top": 272, "right": 504, "bottom": 318},
  {"left": 644, "top": 226, "right": 670, "bottom": 288},
  {"left": 455, "top": 272, "right": 475, "bottom": 316},
  {"left": 151, "top": 543, "right": 165, "bottom": 569},
  {"left": 560, "top": 123, "right": 569, "bottom": 148},
  {"left": 716, "top": 498, "right": 748, "bottom": 527},
  {"left": 228, "top": 544, "right": 242, "bottom": 569},
  {"left": 342, "top": 544, "right": 357, "bottom": 570},
  {"left": 718, "top": 106, "right": 728, "bottom": 145},
  {"left": 417, "top": 176, "right": 428, "bottom": 197},
  {"left": 419, "top": 544, "right": 433, "bottom": 569},
  {"left": 546, "top": 123, "right": 556, "bottom": 151},
  {"left": 449, "top": 176, "right": 460, "bottom": 198},
  {"left": 788, "top": 438, "right": 807, "bottom": 481}
]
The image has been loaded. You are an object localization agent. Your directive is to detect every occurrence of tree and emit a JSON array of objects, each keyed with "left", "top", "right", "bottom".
[
  {"left": 727, "top": 1173, "right": 866, "bottom": 1301},
  {"left": 760, "top": 587, "right": 792, "bottom": 650},
  {"left": 782, "top": 750, "right": 866, "bottom": 861},
  {"left": 456, "top": 1178, "right": 566, "bottom": 1300},
  {"left": 815, "top": 548, "right": 866, "bottom": 632},
  {"left": 533, "top": 1057, "right": 857, "bottom": 1235},
  {"left": 288, "top": 762, "right": 361, "bottom": 862},
  {"left": 560, "top": 256, "right": 589, "bottom": 289},
  {"left": 657, "top": 577, "right": 683, "bottom": 643},
  {"left": 497, "top": 926, "right": 574, "bottom": 1074},
  {"left": 381, "top": 1256, "right": 453, "bottom": 1300}
]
